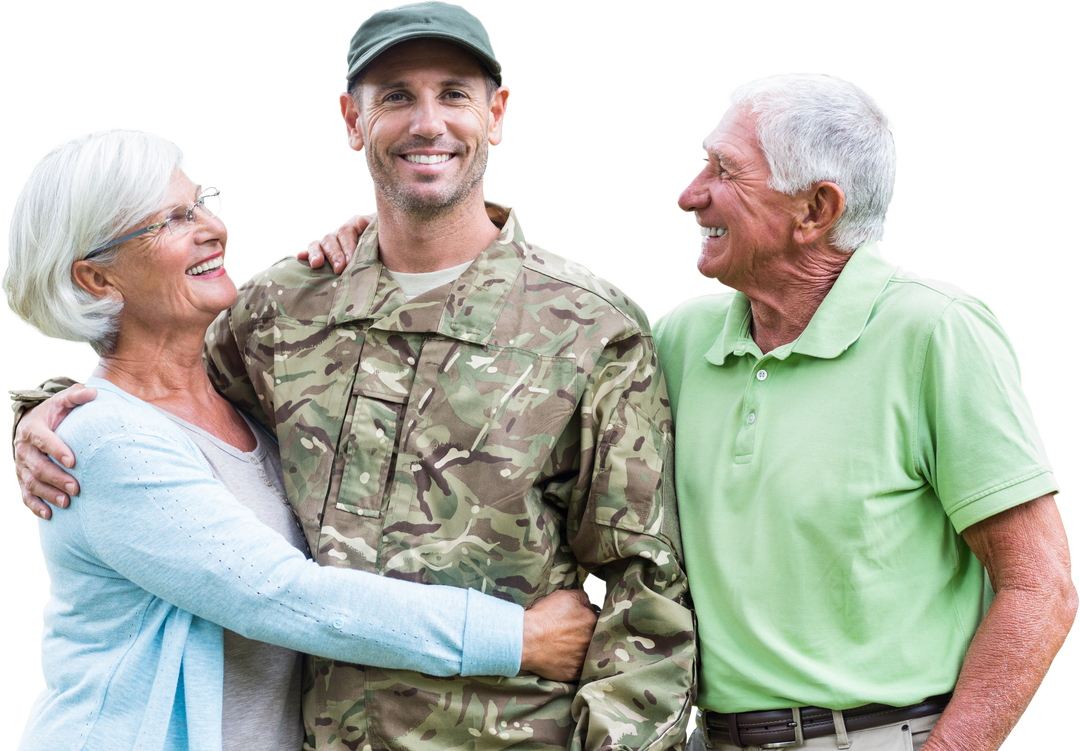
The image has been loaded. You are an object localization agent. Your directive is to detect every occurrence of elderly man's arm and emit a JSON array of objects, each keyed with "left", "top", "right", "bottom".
[{"left": 922, "top": 495, "right": 1076, "bottom": 751}]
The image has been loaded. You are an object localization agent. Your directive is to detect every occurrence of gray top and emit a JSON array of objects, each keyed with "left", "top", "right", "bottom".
[{"left": 160, "top": 408, "right": 308, "bottom": 751}]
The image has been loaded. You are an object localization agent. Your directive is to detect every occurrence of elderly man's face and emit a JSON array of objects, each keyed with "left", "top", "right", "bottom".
[
  {"left": 679, "top": 107, "right": 806, "bottom": 287},
  {"left": 343, "top": 39, "right": 508, "bottom": 219}
]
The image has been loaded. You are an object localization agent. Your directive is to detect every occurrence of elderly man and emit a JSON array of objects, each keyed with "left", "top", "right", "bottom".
[
  {"left": 11, "top": 4, "right": 694, "bottom": 751},
  {"left": 655, "top": 74, "right": 1074, "bottom": 751}
]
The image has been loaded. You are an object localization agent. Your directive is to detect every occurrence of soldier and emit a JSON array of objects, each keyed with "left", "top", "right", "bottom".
[{"left": 13, "top": 4, "right": 696, "bottom": 751}]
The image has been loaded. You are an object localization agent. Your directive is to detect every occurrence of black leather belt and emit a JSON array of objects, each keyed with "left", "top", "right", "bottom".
[{"left": 701, "top": 693, "right": 951, "bottom": 748}]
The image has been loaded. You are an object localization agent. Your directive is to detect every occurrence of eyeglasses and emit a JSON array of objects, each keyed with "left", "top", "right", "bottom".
[{"left": 85, "top": 187, "right": 221, "bottom": 260}]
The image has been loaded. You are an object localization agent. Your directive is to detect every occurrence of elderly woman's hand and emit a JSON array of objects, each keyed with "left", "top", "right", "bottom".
[
  {"left": 298, "top": 214, "right": 374, "bottom": 273},
  {"left": 14, "top": 384, "right": 96, "bottom": 519},
  {"left": 520, "top": 589, "right": 598, "bottom": 682}
]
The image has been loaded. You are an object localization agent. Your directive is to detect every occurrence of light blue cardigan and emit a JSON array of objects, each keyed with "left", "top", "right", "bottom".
[{"left": 20, "top": 379, "right": 523, "bottom": 751}]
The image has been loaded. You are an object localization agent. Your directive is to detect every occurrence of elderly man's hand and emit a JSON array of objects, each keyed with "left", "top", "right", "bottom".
[
  {"left": 14, "top": 384, "right": 96, "bottom": 519},
  {"left": 521, "top": 589, "right": 598, "bottom": 682},
  {"left": 298, "top": 214, "right": 374, "bottom": 274}
]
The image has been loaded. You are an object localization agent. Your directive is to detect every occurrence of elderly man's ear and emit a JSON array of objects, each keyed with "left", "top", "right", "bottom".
[{"left": 793, "top": 182, "right": 845, "bottom": 245}]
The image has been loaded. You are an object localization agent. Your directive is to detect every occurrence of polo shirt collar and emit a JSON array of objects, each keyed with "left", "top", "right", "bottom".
[
  {"left": 705, "top": 294, "right": 754, "bottom": 365},
  {"left": 704, "top": 243, "right": 896, "bottom": 365}
]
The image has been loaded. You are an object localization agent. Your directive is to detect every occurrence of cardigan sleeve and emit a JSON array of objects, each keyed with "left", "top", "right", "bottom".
[{"left": 64, "top": 421, "right": 522, "bottom": 678}]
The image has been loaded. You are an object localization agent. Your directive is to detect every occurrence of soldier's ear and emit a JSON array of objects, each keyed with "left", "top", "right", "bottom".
[
  {"left": 487, "top": 87, "right": 509, "bottom": 146},
  {"left": 341, "top": 93, "right": 365, "bottom": 152}
]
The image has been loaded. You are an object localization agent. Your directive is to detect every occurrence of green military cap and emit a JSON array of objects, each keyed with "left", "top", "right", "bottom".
[{"left": 346, "top": 2, "right": 502, "bottom": 85}]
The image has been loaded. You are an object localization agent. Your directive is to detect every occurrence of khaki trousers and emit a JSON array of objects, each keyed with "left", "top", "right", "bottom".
[{"left": 688, "top": 712, "right": 940, "bottom": 751}]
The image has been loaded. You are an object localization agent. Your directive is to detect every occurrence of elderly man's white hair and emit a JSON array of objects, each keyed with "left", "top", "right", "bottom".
[
  {"left": 731, "top": 74, "right": 896, "bottom": 251},
  {"left": 5, "top": 130, "right": 183, "bottom": 354}
]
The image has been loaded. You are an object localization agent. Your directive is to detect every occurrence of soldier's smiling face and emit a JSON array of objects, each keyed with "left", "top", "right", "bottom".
[{"left": 343, "top": 39, "right": 508, "bottom": 219}]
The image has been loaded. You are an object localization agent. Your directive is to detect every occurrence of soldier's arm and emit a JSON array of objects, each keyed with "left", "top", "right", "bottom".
[
  {"left": 9, "top": 287, "right": 270, "bottom": 522},
  {"left": 11, "top": 379, "right": 93, "bottom": 518},
  {"left": 9, "top": 273, "right": 270, "bottom": 520},
  {"left": 203, "top": 284, "right": 273, "bottom": 433},
  {"left": 12, "top": 211, "right": 370, "bottom": 517},
  {"left": 566, "top": 331, "right": 697, "bottom": 751}
]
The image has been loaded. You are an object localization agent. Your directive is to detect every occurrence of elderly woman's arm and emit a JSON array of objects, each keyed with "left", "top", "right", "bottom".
[
  {"left": 20, "top": 389, "right": 596, "bottom": 680},
  {"left": 61, "top": 414, "right": 597, "bottom": 678},
  {"left": 56, "top": 416, "right": 519, "bottom": 676}
]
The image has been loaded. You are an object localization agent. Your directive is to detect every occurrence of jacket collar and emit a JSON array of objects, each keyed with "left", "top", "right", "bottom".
[{"left": 328, "top": 203, "right": 525, "bottom": 345}]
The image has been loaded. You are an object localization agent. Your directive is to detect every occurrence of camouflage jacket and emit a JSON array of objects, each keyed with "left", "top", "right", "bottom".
[{"left": 204, "top": 205, "right": 696, "bottom": 751}]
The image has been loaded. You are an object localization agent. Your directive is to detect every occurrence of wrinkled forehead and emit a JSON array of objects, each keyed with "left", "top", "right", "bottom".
[
  {"left": 170, "top": 172, "right": 200, "bottom": 198},
  {"left": 159, "top": 171, "right": 200, "bottom": 206},
  {"left": 703, "top": 107, "right": 761, "bottom": 167},
  {"left": 699, "top": 114, "right": 725, "bottom": 149},
  {"left": 699, "top": 108, "right": 743, "bottom": 152}
]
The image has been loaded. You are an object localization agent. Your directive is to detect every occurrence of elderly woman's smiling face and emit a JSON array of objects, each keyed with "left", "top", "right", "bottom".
[{"left": 76, "top": 170, "right": 235, "bottom": 341}]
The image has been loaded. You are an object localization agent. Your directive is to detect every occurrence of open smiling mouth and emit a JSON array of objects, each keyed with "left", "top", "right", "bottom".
[
  {"left": 701, "top": 227, "right": 728, "bottom": 238},
  {"left": 403, "top": 154, "right": 452, "bottom": 164},
  {"left": 186, "top": 256, "right": 223, "bottom": 276}
]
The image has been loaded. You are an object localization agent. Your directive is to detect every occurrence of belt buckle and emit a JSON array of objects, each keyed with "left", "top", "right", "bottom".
[{"left": 761, "top": 708, "right": 804, "bottom": 748}]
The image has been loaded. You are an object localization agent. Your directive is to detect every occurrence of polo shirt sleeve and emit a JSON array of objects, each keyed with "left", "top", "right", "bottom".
[{"left": 918, "top": 297, "right": 1057, "bottom": 532}]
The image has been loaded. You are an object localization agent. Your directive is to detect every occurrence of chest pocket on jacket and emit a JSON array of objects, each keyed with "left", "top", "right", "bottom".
[
  {"left": 332, "top": 329, "right": 417, "bottom": 518},
  {"left": 334, "top": 390, "right": 404, "bottom": 518}
]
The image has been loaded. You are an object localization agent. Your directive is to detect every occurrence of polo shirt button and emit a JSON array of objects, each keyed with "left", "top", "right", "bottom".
[
  {"left": 332, "top": 617, "right": 345, "bottom": 629},
  {"left": 747, "top": 413, "right": 756, "bottom": 424},
  {"left": 756, "top": 369, "right": 768, "bottom": 381}
]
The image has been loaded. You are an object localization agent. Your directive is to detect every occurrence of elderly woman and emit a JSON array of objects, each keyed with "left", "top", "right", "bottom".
[{"left": 5, "top": 130, "right": 595, "bottom": 751}]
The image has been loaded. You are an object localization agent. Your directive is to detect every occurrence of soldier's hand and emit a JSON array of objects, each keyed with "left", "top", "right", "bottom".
[
  {"left": 521, "top": 589, "right": 598, "bottom": 682},
  {"left": 14, "top": 384, "right": 96, "bottom": 519},
  {"left": 298, "top": 214, "right": 374, "bottom": 274}
]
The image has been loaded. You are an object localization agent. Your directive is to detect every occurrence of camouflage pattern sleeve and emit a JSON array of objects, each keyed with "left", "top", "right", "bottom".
[
  {"left": 10, "top": 376, "right": 80, "bottom": 447},
  {"left": 203, "top": 287, "right": 274, "bottom": 434},
  {"left": 562, "top": 331, "right": 697, "bottom": 751}
]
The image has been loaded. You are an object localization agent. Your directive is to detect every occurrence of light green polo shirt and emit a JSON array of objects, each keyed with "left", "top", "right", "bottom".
[{"left": 654, "top": 244, "right": 1057, "bottom": 713}]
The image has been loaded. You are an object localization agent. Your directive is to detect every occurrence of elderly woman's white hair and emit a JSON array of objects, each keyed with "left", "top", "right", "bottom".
[
  {"left": 4, "top": 130, "right": 183, "bottom": 354},
  {"left": 731, "top": 74, "right": 896, "bottom": 251}
]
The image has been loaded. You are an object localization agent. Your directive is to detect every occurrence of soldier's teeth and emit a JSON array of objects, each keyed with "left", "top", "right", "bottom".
[
  {"left": 700, "top": 227, "right": 728, "bottom": 237},
  {"left": 404, "top": 154, "right": 451, "bottom": 164},
  {"left": 186, "top": 256, "right": 224, "bottom": 276}
]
